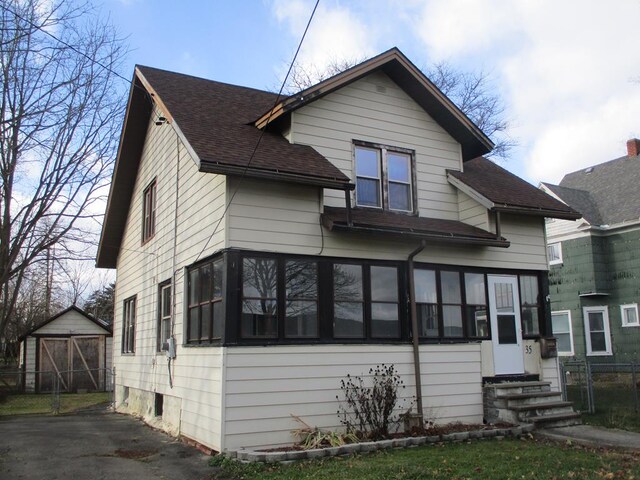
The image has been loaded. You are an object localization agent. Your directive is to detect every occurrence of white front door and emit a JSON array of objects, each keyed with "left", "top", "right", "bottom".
[{"left": 488, "top": 275, "right": 524, "bottom": 375}]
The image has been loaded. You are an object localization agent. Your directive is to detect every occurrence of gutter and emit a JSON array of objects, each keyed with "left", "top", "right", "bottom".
[
  {"left": 326, "top": 222, "right": 510, "bottom": 248},
  {"left": 407, "top": 240, "right": 427, "bottom": 427},
  {"left": 199, "top": 162, "right": 354, "bottom": 191}
]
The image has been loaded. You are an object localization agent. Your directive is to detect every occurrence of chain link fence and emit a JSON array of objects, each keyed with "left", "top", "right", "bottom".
[
  {"left": 0, "top": 367, "right": 115, "bottom": 416},
  {"left": 560, "top": 360, "right": 640, "bottom": 430}
]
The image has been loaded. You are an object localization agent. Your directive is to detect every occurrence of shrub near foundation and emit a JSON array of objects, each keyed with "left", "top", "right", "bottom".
[{"left": 337, "top": 364, "right": 410, "bottom": 441}]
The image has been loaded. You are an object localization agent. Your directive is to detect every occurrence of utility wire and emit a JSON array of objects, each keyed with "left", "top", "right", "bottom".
[
  {"left": 192, "top": 0, "right": 321, "bottom": 264},
  {"left": 1, "top": 3, "right": 131, "bottom": 84}
]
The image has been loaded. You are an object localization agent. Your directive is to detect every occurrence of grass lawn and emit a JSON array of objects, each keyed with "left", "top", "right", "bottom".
[
  {"left": 0, "top": 392, "right": 110, "bottom": 416},
  {"left": 213, "top": 437, "right": 640, "bottom": 480}
]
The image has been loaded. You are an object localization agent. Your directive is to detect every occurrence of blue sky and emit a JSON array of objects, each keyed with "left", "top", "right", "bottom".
[{"left": 103, "top": 0, "right": 640, "bottom": 184}]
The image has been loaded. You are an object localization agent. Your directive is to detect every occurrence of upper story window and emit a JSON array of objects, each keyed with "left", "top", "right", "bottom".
[
  {"left": 122, "top": 296, "right": 136, "bottom": 354},
  {"left": 354, "top": 142, "right": 415, "bottom": 213},
  {"left": 142, "top": 179, "right": 157, "bottom": 243},
  {"left": 547, "top": 242, "right": 562, "bottom": 265},
  {"left": 621, "top": 303, "right": 639, "bottom": 327}
]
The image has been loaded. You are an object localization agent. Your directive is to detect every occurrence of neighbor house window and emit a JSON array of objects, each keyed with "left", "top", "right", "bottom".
[
  {"left": 142, "top": 179, "right": 157, "bottom": 242},
  {"left": 547, "top": 242, "right": 562, "bottom": 265},
  {"left": 551, "top": 311, "right": 574, "bottom": 356},
  {"left": 187, "top": 258, "right": 223, "bottom": 344},
  {"left": 620, "top": 303, "right": 639, "bottom": 327},
  {"left": 157, "top": 281, "right": 172, "bottom": 351},
  {"left": 583, "top": 306, "right": 612, "bottom": 356},
  {"left": 122, "top": 296, "right": 136, "bottom": 354},
  {"left": 354, "top": 142, "right": 414, "bottom": 212},
  {"left": 519, "top": 275, "right": 541, "bottom": 336}
]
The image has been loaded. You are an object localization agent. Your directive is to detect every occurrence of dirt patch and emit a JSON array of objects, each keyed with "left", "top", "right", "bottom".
[{"left": 112, "top": 448, "right": 159, "bottom": 460}]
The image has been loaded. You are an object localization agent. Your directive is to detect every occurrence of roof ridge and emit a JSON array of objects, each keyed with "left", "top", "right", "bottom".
[{"left": 135, "top": 64, "right": 285, "bottom": 99}]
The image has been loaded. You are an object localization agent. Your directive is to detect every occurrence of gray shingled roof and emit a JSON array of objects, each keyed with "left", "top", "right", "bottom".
[
  {"left": 540, "top": 183, "right": 603, "bottom": 225},
  {"left": 447, "top": 157, "right": 580, "bottom": 219},
  {"left": 548, "top": 154, "right": 640, "bottom": 226}
]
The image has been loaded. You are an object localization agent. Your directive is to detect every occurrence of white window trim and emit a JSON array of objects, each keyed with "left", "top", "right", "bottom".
[
  {"left": 547, "top": 242, "right": 563, "bottom": 266},
  {"left": 583, "top": 306, "right": 612, "bottom": 356},
  {"left": 620, "top": 303, "right": 639, "bottom": 327},
  {"left": 551, "top": 310, "right": 574, "bottom": 356}
]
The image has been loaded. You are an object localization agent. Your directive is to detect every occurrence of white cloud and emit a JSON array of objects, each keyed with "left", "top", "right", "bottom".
[
  {"left": 412, "top": 0, "right": 640, "bottom": 183},
  {"left": 271, "top": 0, "right": 377, "bottom": 72}
]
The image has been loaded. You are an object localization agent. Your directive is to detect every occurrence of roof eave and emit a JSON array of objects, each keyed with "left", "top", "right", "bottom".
[
  {"left": 96, "top": 72, "right": 153, "bottom": 269},
  {"left": 493, "top": 205, "right": 582, "bottom": 220},
  {"left": 323, "top": 217, "right": 510, "bottom": 248},
  {"left": 199, "top": 162, "right": 354, "bottom": 190}
]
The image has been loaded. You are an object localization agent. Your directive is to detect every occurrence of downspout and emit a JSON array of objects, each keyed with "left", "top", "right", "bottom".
[{"left": 408, "top": 240, "right": 426, "bottom": 426}]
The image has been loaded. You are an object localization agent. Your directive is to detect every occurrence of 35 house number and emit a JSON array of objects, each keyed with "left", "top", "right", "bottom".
[{"left": 525, "top": 345, "right": 533, "bottom": 354}]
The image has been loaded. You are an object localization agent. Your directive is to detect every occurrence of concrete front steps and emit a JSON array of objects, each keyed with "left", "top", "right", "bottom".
[{"left": 484, "top": 380, "right": 581, "bottom": 429}]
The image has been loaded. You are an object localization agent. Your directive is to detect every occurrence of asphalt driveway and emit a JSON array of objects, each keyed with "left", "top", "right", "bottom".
[{"left": 0, "top": 407, "right": 215, "bottom": 480}]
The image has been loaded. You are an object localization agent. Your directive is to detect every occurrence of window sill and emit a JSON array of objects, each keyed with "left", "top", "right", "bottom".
[
  {"left": 183, "top": 342, "right": 222, "bottom": 348},
  {"left": 622, "top": 323, "right": 640, "bottom": 328},
  {"left": 586, "top": 351, "right": 613, "bottom": 356}
]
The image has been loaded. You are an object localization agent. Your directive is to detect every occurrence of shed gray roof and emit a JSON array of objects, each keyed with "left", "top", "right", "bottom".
[{"left": 543, "top": 154, "right": 640, "bottom": 226}]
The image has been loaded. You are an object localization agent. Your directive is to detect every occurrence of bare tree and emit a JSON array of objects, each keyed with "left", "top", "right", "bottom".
[
  {"left": 0, "top": 0, "right": 127, "bottom": 340},
  {"left": 283, "top": 57, "right": 514, "bottom": 158}
]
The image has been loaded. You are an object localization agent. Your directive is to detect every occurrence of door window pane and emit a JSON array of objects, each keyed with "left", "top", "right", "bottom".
[
  {"left": 498, "top": 315, "right": 517, "bottom": 344},
  {"left": 494, "top": 283, "right": 514, "bottom": 312}
]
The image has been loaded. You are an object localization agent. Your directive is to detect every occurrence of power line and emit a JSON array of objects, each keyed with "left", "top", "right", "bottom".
[
  {"left": 0, "top": 3, "right": 133, "bottom": 85},
  {"left": 192, "top": 0, "right": 321, "bottom": 264}
]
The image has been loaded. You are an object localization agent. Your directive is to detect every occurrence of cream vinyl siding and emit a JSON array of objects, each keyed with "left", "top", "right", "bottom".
[
  {"left": 228, "top": 179, "right": 548, "bottom": 270},
  {"left": 292, "top": 71, "right": 461, "bottom": 220},
  {"left": 113, "top": 109, "right": 227, "bottom": 451},
  {"left": 33, "top": 311, "right": 109, "bottom": 336},
  {"left": 545, "top": 217, "right": 590, "bottom": 245},
  {"left": 222, "top": 344, "right": 482, "bottom": 450},
  {"left": 458, "top": 191, "right": 489, "bottom": 230}
]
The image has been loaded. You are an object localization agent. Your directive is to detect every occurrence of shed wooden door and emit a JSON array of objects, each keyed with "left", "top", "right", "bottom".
[
  {"left": 39, "top": 339, "right": 70, "bottom": 392},
  {"left": 38, "top": 336, "right": 104, "bottom": 392}
]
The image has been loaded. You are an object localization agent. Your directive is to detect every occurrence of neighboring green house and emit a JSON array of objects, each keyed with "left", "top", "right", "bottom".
[{"left": 541, "top": 139, "right": 640, "bottom": 362}]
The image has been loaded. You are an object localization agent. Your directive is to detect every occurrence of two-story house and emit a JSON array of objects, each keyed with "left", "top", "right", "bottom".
[
  {"left": 541, "top": 139, "right": 640, "bottom": 362},
  {"left": 97, "top": 48, "right": 579, "bottom": 452}
]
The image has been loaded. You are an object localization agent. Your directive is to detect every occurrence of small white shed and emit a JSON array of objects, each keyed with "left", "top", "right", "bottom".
[{"left": 19, "top": 306, "right": 112, "bottom": 393}]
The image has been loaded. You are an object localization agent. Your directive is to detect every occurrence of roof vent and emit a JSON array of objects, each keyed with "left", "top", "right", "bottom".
[{"left": 584, "top": 167, "right": 594, "bottom": 174}]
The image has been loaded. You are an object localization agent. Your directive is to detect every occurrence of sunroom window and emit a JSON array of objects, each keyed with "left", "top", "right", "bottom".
[
  {"left": 354, "top": 142, "right": 414, "bottom": 212},
  {"left": 187, "top": 258, "right": 223, "bottom": 344},
  {"left": 241, "top": 257, "right": 278, "bottom": 339}
]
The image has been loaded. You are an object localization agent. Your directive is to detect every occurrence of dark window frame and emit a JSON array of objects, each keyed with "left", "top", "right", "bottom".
[
  {"left": 157, "top": 280, "right": 172, "bottom": 352},
  {"left": 122, "top": 295, "right": 136, "bottom": 354},
  {"left": 142, "top": 179, "right": 157, "bottom": 243},
  {"left": 189, "top": 249, "right": 548, "bottom": 347},
  {"left": 353, "top": 140, "right": 418, "bottom": 214},
  {"left": 186, "top": 256, "right": 224, "bottom": 345}
]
